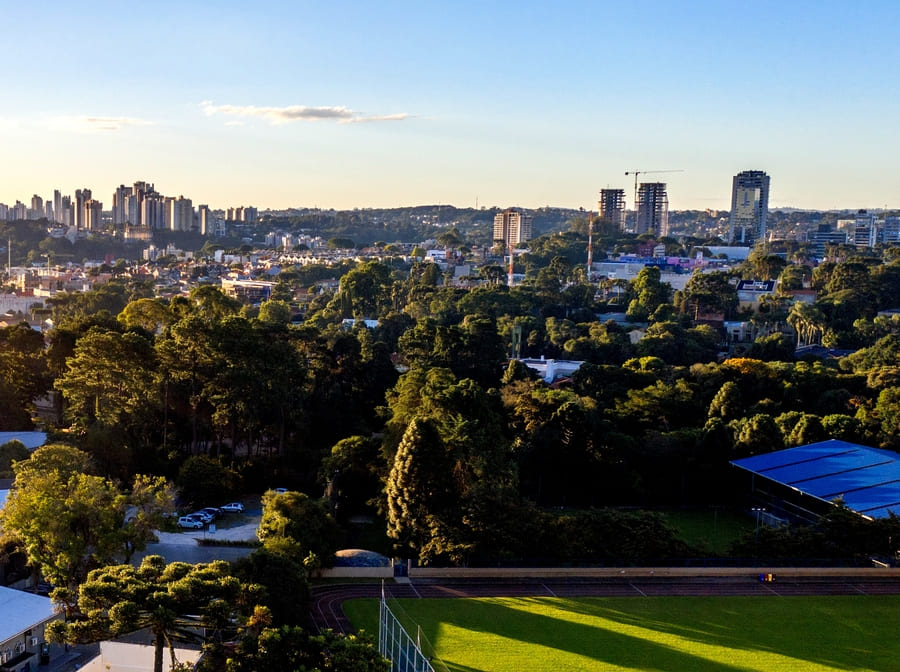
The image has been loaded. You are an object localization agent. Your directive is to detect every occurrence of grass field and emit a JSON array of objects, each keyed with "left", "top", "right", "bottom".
[
  {"left": 660, "top": 508, "right": 754, "bottom": 554},
  {"left": 344, "top": 595, "right": 900, "bottom": 671}
]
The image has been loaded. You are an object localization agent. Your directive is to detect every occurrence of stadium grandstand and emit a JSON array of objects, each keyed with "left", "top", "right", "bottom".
[{"left": 731, "top": 439, "right": 900, "bottom": 524}]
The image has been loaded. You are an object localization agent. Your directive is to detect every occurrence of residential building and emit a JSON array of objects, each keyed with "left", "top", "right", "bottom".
[
  {"left": 598, "top": 188, "right": 626, "bottom": 231},
  {"left": 635, "top": 183, "right": 668, "bottom": 236},
  {"left": 169, "top": 196, "right": 193, "bottom": 232},
  {"left": 493, "top": 208, "right": 532, "bottom": 246},
  {"left": 0, "top": 586, "right": 58, "bottom": 671},
  {"left": 85, "top": 199, "right": 103, "bottom": 231},
  {"left": 806, "top": 224, "right": 845, "bottom": 258},
  {"left": 728, "top": 170, "right": 770, "bottom": 244},
  {"left": 112, "top": 184, "right": 130, "bottom": 225},
  {"left": 882, "top": 216, "right": 900, "bottom": 245},
  {"left": 853, "top": 210, "right": 877, "bottom": 249}
]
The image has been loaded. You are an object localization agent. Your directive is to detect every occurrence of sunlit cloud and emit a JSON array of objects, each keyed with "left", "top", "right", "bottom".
[
  {"left": 47, "top": 116, "right": 154, "bottom": 132},
  {"left": 200, "top": 101, "right": 411, "bottom": 125}
]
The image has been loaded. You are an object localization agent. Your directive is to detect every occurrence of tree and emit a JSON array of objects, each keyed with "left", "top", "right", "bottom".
[
  {"left": 257, "top": 490, "right": 340, "bottom": 567},
  {"left": 0, "top": 321, "right": 51, "bottom": 429},
  {"left": 226, "top": 624, "right": 389, "bottom": 672},
  {"left": 48, "top": 556, "right": 243, "bottom": 672},
  {"left": 787, "top": 301, "right": 826, "bottom": 347},
  {"left": 386, "top": 417, "right": 452, "bottom": 556},
  {"left": 54, "top": 328, "right": 158, "bottom": 433},
  {"left": 0, "top": 445, "right": 174, "bottom": 602}
]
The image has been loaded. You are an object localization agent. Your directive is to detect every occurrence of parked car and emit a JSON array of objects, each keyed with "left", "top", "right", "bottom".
[
  {"left": 220, "top": 502, "right": 244, "bottom": 513},
  {"left": 272, "top": 488, "right": 288, "bottom": 495},
  {"left": 199, "top": 507, "right": 222, "bottom": 520},
  {"left": 177, "top": 516, "right": 204, "bottom": 529},
  {"left": 190, "top": 511, "right": 214, "bottom": 523}
]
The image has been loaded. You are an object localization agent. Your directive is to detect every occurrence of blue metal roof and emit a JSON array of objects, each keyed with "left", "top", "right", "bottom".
[{"left": 731, "top": 439, "right": 900, "bottom": 519}]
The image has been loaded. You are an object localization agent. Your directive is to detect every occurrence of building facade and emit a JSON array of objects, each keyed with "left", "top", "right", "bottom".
[
  {"left": 635, "top": 183, "right": 668, "bottom": 236},
  {"left": 493, "top": 208, "right": 532, "bottom": 246},
  {"left": 728, "top": 170, "right": 770, "bottom": 244},
  {"left": 598, "top": 188, "right": 626, "bottom": 232}
]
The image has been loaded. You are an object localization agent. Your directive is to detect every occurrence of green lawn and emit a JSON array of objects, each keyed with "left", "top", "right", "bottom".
[
  {"left": 345, "top": 595, "right": 900, "bottom": 672},
  {"left": 661, "top": 508, "right": 754, "bottom": 554}
]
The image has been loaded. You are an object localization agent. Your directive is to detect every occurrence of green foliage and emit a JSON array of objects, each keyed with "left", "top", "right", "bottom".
[
  {"left": 0, "top": 444, "right": 173, "bottom": 598},
  {"left": 231, "top": 548, "right": 309, "bottom": 625},
  {"left": 177, "top": 456, "right": 241, "bottom": 506},
  {"left": 258, "top": 490, "right": 340, "bottom": 566},
  {"left": 0, "top": 439, "right": 29, "bottom": 477},
  {"left": 52, "top": 556, "right": 243, "bottom": 672},
  {"left": 226, "top": 624, "right": 388, "bottom": 672}
]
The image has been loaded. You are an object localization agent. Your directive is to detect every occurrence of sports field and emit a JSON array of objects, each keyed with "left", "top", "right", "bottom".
[{"left": 344, "top": 595, "right": 900, "bottom": 671}]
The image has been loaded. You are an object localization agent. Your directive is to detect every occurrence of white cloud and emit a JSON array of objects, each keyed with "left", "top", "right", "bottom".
[{"left": 200, "top": 102, "right": 411, "bottom": 125}]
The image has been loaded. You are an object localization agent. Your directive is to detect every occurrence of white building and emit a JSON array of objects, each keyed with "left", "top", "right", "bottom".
[{"left": 0, "top": 587, "right": 58, "bottom": 672}]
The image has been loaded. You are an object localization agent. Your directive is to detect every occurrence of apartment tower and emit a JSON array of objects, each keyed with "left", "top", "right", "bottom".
[
  {"left": 493, "top": 208, "right": 532, "bottom": 246},
  {"left": 728, "top": 170, "right": 770, "bottom": 244}
]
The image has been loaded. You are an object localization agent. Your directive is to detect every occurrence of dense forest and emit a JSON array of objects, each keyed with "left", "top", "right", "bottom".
[{"left": 4, "top": 234, "right": 900, "bottom": 568}]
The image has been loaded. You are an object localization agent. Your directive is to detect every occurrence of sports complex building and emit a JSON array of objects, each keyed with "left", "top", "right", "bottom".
[{"left": 731, "top": 439, "right": 900, "bottom": 523}]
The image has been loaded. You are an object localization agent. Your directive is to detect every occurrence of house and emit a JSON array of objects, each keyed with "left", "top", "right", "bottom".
[
  {"left": 0, "top": 586, "right": 58, "bottom": 672},
  {"left": 736, "top": 279, "right": 776, "bottom": 311}
]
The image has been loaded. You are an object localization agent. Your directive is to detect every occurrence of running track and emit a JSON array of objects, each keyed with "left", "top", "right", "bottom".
[{"left": 310, "top": 571, "right": 900, "bottom": 635}]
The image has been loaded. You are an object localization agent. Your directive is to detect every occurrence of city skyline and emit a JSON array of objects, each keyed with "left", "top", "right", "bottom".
[{"left": 2, "top": 1, "right": 899, "bottom": 212}]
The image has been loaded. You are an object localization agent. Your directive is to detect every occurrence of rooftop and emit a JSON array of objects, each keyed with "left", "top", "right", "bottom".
[
  {"left": 0, "top": 586, "right": 55, "bottom": 642},
  {"left": 731, "top": 439, "right": 900, "bottom": 519}
]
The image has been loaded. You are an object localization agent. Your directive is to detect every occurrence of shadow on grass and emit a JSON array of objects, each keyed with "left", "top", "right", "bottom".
[
  {"left": 532, "top": 595, "right": 900, "bottom": 672},
  {"left": 405, "top": 598, "right": 757, "bottom": 672}
]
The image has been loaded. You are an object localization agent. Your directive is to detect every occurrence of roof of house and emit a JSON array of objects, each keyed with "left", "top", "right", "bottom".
[
  {"left": 731, "top": 439, "right": 900, "bottom": 519},
  {"left": 0, "top": 586, "right": 55, "bottom": 643}
]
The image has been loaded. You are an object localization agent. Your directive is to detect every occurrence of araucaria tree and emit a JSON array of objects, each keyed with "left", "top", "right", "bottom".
[{"left": 47, "top": 556, "right": 243, "bottom": 672}]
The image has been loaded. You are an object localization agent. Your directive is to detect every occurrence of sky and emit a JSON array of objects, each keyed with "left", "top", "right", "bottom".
[{"left": 2, "top": 0, "right": 899, "bottom": 212}]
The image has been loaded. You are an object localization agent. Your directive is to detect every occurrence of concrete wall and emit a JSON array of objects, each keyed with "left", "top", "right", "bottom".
[
  {"left": 409, "top": 566, "right": 900, "bottom": 580},
  {"left": 317, "top": 567, "right": 393, "bottom": 579}
]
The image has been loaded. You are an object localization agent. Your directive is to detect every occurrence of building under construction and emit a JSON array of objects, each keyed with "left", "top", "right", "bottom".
[
  {"left": 635, "top": 182, "right": 669, "bottom": 236},
  {"left": 598, "top": 189, "right": 627, "bottom": 232}
]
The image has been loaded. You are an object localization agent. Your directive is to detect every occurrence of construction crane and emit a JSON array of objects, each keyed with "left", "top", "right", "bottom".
[{"left": 624, "top": 169, "right": 683, "bottom": 233}]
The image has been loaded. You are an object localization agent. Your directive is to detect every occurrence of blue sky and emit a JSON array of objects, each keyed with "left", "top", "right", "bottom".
[{"left": 2, "top": 1, "right": 899, "bottom": 212}]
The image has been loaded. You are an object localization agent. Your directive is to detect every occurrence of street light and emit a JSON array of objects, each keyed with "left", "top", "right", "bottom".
[{"left": 752, "top": 507, "right": 766, "bottom": 541}]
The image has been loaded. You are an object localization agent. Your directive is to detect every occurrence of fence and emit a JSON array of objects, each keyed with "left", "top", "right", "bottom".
[{"left": 378, "top": 586, "right": 449, "bottom": 672}]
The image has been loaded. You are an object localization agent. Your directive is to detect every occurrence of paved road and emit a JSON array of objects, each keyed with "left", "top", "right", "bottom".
[
  {"left": 310, "top": 574, "right": 900, "bottom": 635},
  {"left": 133, "top": 519, "right": 261, "bottom": 564}
]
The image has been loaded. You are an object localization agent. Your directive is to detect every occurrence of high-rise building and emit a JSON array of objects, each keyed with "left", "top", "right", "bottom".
[
  {"left": 493, "top": 208, "right": 532, "bottom": 246},
  {"left": 85, "top": 199, "right": 103, "bottom": 231},
  {"left": 112, "top": 185, "right": 130, "bottom": 224},
  {"left": 30, "top": 195, "right": 43, "bottom": 219},
  {"left": 73, "top": 188, "right": 91, "bottom": 229},
  {"left": 853, "top": 210, "right": 877, "bottom": 249},
  {"left": 197, "top": 204, "right": 211, "bottom": 235},
  {"left": 635, "top": 183, "right": 668, "bottom": 236},
  {"left": 882, "top": 216, "right": 900, "bottom": 245},
  {"left": 141, "top": 193, "right": 165, "bottom": 230},
  {"left": 169, "top": 196, "right": 193, "bottom": 232},
  {"left": 53, "top": 190, "right": 63, "bottom": 223},
  {"left": 598, "top": 189, "right": 626, "bottom": 232},
  {"left": 61, "top": 196, "right": 71, "bottom": 226},
  {"left": 728, "top": 170, "right": 770, "bottom": 244}
]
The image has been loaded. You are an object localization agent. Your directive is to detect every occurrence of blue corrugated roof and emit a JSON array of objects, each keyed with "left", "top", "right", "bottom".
[{"left": 731, "top": 439, "right": 900, "bottom": 519}]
